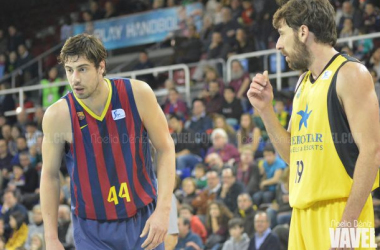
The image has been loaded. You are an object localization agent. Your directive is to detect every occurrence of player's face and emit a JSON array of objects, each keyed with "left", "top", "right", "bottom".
[
  {"left": 64, "top": 56, "right": 105, "bottom": 99},
  {"left": 276, "top": 22, "right": 311, "bottom": 71}
]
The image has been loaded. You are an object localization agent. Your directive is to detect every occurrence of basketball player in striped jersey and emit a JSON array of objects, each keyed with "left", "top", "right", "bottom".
[
  {"left": 247, "top": 0, "right": 380, "bottom": 249},
  {"left": 40, "top": 34, "right": 175, "bottom": 249}
]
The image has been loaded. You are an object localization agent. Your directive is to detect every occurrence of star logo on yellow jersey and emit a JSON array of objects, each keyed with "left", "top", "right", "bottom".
[{"left": 297, "top": 104, "right": 312, "bottom": 131}]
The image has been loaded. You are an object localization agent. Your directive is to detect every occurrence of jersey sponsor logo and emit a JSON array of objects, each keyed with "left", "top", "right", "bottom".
[
  {"left": 112, "top": 109, "right": 126, "bottom": 120},
  {"left": 321, "top": 70, "right": 333, "bottom": 80},
  {"left": 297, "top": 104, "right": 312, "bottom": 131},
  {"left": 77, "top": 111, "right": 85, "bottom": 120}
]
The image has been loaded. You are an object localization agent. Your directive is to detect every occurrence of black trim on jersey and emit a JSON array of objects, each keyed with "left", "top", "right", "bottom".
[
  {"left": 309, "top": 53, "right": 341, "bottom": 84},
  {"left": 327, "top": 54, "right": 360, "bottom": 179},
  {"left": 65, "top": 142, "right": 70, "bottom": 154}
]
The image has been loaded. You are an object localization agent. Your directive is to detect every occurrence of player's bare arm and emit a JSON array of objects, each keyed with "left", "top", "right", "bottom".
[
  {"left": 337, "top": 62, "right": 380, "bottom": 223},
  {"left": 132, "top": 79, "right": 176, "bottom": 250},
  {"left": 40, "top": 100, "right": 71, "bottom": 250},
  {"left": 247, "top": 70, "right": 294, "bottom": 164}
]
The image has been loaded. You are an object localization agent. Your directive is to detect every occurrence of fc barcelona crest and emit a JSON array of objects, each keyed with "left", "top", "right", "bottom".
[{"left": 77, "top": 112, "right": 85, "bottom": 120}]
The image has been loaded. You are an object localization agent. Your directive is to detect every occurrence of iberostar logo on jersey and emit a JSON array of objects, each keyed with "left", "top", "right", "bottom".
[
  {"left": 290, "top": 104, "right": 324, "bottom": 152},
  {"left": 329, "top": 220, "right": 376, "bottom": 248}
]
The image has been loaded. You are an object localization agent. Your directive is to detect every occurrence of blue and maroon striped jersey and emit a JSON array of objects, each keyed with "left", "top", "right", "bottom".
[{"left": 63, "top": 78, "right": 157, "bottom": 220}]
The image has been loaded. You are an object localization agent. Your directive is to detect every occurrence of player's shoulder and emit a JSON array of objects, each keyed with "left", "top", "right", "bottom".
[
  {"left": 43, "top": 99, "right": 71, "bottom": 133},
  {"left": 337, "top": 61, "right": 372, "bottom": 89}
]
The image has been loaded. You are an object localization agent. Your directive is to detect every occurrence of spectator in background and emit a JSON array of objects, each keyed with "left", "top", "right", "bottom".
[
  {"left": 104, "top": 1, "right": 119, "bottom": 19},
  {"left": 169, "top": 114, "right": 202, "bottom": 177},
  {"left": 254, "top": 145, "right": 286, "bottom": 208},
  {"left": 8, "top": 126, "right": 21, "bottom": 156},
  {"left": 30, "top": 233, "right": 44, "bottom": 250},
  {"left": 207, "top": 31, "right": 231, "bottom": 60},
  {"left": 266, "top": 168, "right": 291, "bottom": 229},
  {"left": 220, "top": 87, "right": 243, "bottom": 126},
  {"left": 234, "top": 193, "right": 256, "bottom": 237},
  {"left": 11, "top": 137, "right": 28, "bottom": 166},
  {"left": 229, "top": 60, "right": 251, "bottom": 102},
  {"left": 354, "top": 28, "right": 374, "bottom": 60},
  {"left": 217, "top": 167, "right": 245, "bottom": 213},
  {"left": 0, "top": 139, "right": 13, "bottom": 182},
  {"left": 2, "top": 124, "right": 12, "bottom": 143},
  {"left": 192, "top": 170, "right": 221, "bottom": 220},
  {"left": 7, "top": 165, "right": 25, "bottom": 191},
  {"left": 5, "top": 211, "right": 28, "bottom": 250},
  {"left": 89, "top": 0, "right": 105, "bottom": 20},
  {"left": 274, "top": 99, "right": 290, "bottom": 129},
  {"left": 7, "top": 26, "right": 24, "bottom": 53},
  {"left": 207, "top": 128, "right": 240, "bottom": 164},
  {"left": 370, "top": 68, "right": 380, "bottom": 107},
  {"left": 205, "top": 153, "right": 229, "bottom": 174},
  {"left": 162, "top": 88, "right": 188, "bottom": 119},
  {"left": 203, "top": 66, "right": 225, "bottom": 95},
  {"left": 133, "top": 51, "right": 157, "bottom": 89},
  {"left": 179, "top": 178, "right": 198, "bottom": 206},
  {"left": 339, "top": 18, "right": 359, "bottom": 38},
  {"left": 337, "top": 1, "right": 363, "bottom": 33},
  {"left": 33, "top": 107, "right": 44, "bottom": 131},
  {"left": 205, "top": 201, "right": 233, "bottom": 250},
  {"left": 1, "top": 189, "right": 29, "bottom": 239},
  {"left": 6, "top": 51, "right": 19, "bottom": 75},
  {"left": 363, "top": 2, "right": 380, "bottom": 33},
  {"left": 215, "top": 7, "right": 241, "bottom": 45},
  {"left": 249, "top": 211, "right": 281, "bottom": 250},
  {"left": 41, "top": 67, "right": 66, "bottom": 109},
  {"left": 24, "top": 205, "right": 44, "bottom": 250},
  {"left": 60, "top": 16, "right": 73, "bottom": 41},
  {"left": 0, "top": 84, "right": 16, "bottom": 125},
  {"left": 241, "top": 0, "right": 255, "bottom": 26},
  {"left": 176, "top": 217, "right": 204, "bottom": 250},
  {"left": 213, "top": 114, "right": 237, "bottom": 146},
  {"left": 58, "top": 205, "right": 73, "bottom": 249},
  {"left": 231, "top": 28, "right": 256, "bottom": 56},
  {"left": 237, "top": 113, "right": 262, "bottom": 157},
  {"left": 0, "top": 54, "right": 6, "bottom": 79},
  {"left": 367, "top": 47, "right": 380, "bottom": 78},
  {"left": 199, "top": 15, "right": 214, "bottom": 53},
  {"left": 201, "top": 81, "right": 224, "bottom": 115},
  {"left": 179, "top": 204, "right": 208, "bottom": 243},
  {"left": 222, "top": 218, "right": 250, "bottom": 250},
  {"left": 18, "top": 152, "right": 39, "bottom": 209},
  {"left": 236, "top": 146, "right": 261, "bottom": 196},
  {"left": 230, "top": 0, "right": 243, "bottom": 21},
  {"left": 25, "top": 122, "right": 42, "bottom": 149},
  {"left": 0, "top": 30, "right": 7, "bottom": 55},
  {"left": 17, "top": 44, "right": 36, "bottom": 84},
  {"left": 175, "top": 24, "right": 202, "bottom": 64},
  {"left": 193, "top": 164, "right": 207, "bottom": 190},
  {"left": 185, "top": 99, "right": 213, "bottom": 138}
]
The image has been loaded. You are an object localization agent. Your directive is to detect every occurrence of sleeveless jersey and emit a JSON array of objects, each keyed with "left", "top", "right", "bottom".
[
  {"left": 289, "top": 53, "right": 379, "bottom": 209},
  {"left": 63, "top": 78, "right": 157, "bottom": 220}
]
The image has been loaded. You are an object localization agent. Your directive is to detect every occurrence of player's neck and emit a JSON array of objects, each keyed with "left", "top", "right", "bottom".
[
  {"left": 309, "top": 46, "right": 338, "bottom": 80},
  {"left": 82, "top": 79, "right": 109, "bottom": 116}
]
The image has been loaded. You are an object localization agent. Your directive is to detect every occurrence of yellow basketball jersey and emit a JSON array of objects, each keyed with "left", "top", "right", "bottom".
[{"left": 289, "top": 53, "right": 379, "bottom": 209}]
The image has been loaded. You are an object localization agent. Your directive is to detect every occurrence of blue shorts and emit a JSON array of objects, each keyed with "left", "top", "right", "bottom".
[{"left": 72, "top": 202, "right": 164, "bottom": 250}]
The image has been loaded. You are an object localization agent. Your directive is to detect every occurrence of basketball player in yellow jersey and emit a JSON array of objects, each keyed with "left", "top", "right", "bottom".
[{"left": 247, "top": 0, "right": 380, "bottom": 249}]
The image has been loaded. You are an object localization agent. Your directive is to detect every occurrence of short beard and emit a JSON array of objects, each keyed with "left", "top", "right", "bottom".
[
  {"left": 231, "top": 69, "right": 244, "bottom": 80},
  {"left": 287, "top": 34, "right": 312, "bottom": 71}
]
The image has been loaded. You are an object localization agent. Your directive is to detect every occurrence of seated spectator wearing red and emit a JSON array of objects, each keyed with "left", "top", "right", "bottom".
[
  {"left": 217, "top": 167, "right": 245, "bottom": 213},
  {"left": 192, "top": 170, "right": 221, "bottom": 220},
  {"left": 220, "top": 87, "right": 243, "bottom": 127},
  {"left": 200, "top": 81, "right": 224, "bottom": 115},
  {"left": 206, "top": 128, "right": 240, "bottom": 164},
  {"left": 162, "top": 88, "right": 188, "bottom": 119},
  {"left": 234, "top": 193, "right": 256, "bottom": 238},
  {"left": 205, "top": 201, "right": 233, "bottom": 249},
  {"left": 241, "top": 0, "right": 255, "bottom": 26},
  {"left": 179, "top": 204, "right": 207, "bottom": 243},
  {"left": 235, "top": 146, "right": 261, "bottom": 196}
]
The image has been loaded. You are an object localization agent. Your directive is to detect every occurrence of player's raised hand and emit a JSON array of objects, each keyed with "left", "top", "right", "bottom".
[
  {"left": 247, "top": 71, "right": 274, "bottom": 113},
  {"left": 140, "top": 209, "right": 169, "bottom": 250}
]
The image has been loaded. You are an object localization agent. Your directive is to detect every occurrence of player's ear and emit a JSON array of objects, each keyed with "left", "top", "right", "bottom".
[
  {"left": 99, "top": 60, "right": 106, "bottom": 75},
  {"left": 298, "top": 25, "right": 309, "bottom": 43}
]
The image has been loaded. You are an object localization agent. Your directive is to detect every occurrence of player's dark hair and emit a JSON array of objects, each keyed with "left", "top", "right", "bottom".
[
  {"left": 59, "top": 34, "right": 107, "bottom": 76},
  {"left": 273, "top": 0, "right": 337, "bottom": 46}
]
